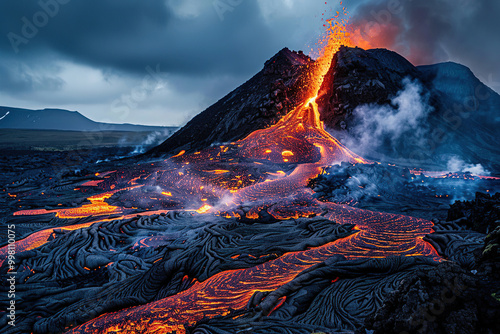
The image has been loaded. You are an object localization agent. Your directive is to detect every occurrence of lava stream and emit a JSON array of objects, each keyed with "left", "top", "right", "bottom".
[
  {"left": 67, "top": 204, "right": 437, "bottom": 334},
  {"left": 232, "top": 97, "right": 366, "bottom": 203},
  {"left": 13, "top": 191, "right": 122, "bottom": 219}
]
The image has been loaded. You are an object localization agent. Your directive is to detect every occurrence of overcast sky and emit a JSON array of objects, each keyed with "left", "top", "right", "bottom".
[{"left": 0, "top": 0, "right": 498, "bottom": 126}]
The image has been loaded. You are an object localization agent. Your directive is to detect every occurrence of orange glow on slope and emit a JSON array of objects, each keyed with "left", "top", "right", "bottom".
[
  {"left": 232, "top": 97, "right": 366, "bottom": 203},
  {"left": 80, "top": 180, "right": 104, "bottom": 187},
  {"left": 196, "top": 204, "right": 212, "bottom": 214},
  {"left": 172, "top": 150, "right": 186, "bottom": 158},
  {"left": 203, "top": 170, "right": 231, "bottom": 174}
]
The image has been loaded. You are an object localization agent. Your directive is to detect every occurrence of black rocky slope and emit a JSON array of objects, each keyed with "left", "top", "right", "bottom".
[
  {"left": 317, "top": 46, "right": 422, "bottom": 126},
  {"left": 317, "top": 46, "right": 500, "bottom": 170},
  {"left": 149, "top": 48, "right": 313, "bottom": 156}
]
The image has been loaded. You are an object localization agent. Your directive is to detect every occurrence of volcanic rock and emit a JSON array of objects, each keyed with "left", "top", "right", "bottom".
[
  {"left": 149, "top": 48, "right": 313, "bottom": 156},
  {"left": 357, "top": 194, "right": 500, "bottom": 334},
  {"left": 447, "top": 192, "right": 500, "bottom": 233},
  {"left": 1, "top": 210, "right": 355, "bottom": 333},
  {"left": 358, "top": 261, "right": 500, "bottom": 334}
]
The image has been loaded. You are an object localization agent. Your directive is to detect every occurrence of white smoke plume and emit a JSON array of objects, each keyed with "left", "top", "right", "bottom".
[
  {"left": 130, "top": 130, "right": 173, "bottom": 155},
  {"left": 446, "top": 156, "right": 490, "bottom": 175},
  {"left": 341, "top": 77, "right": 432, "bottom": 157}
]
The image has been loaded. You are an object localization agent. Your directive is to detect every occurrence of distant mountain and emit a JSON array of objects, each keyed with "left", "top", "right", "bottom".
[
  {"left": 149, "top": 46, "right": 499, "bottom": 171},
  {"left": 418, "top": 61, "right": 500, "bottom": 123},
  {"left": 0, "top": 106, "right": 178, "bottom": 133}
]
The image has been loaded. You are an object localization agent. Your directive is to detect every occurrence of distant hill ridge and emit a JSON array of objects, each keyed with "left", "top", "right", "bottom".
[{"left": 0, "top": 106, "right": 177, "bottom": 133}]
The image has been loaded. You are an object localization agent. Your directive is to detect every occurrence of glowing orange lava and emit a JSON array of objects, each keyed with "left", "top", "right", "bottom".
[
  {"left": 232, "top": 96, "right": 366, "bottom": 204},
  {"left": 14, "top": 192, "right": 121, "bottom": 219},
  {"left": 67, "top": 204, "right": 437, "bottom": 334},
  {"left": 0, "top": 210, "right": 173, "bottom": 267},
  {"left": 196, "top": 204, "right": 212, "bottom": 214}
]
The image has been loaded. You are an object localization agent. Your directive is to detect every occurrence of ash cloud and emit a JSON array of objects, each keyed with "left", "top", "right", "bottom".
[{"left": 350, "top": 0, "right": 500, "bottom": 93}]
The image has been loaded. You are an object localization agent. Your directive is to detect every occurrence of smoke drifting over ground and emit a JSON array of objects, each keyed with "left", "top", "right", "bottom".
[
  {"left": 130, "top": 130, "right": 174, "bottom": 154},
  {"left": 447, "top": 156, "right": 489, "bottom": 176},
  {"left": 115, "top": 129, "right": 175, "bottom": 156},
  {"left": 331, "top": 77, "right": 492, "bottom": 175},
  {"left": 309, "top": 162, "right": 500, "bottom": 220}
]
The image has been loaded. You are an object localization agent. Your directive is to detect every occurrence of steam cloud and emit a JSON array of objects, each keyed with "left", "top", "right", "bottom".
[
  {"left": 339, "top": 78, "right": 432, "bottom": 157},
  {"left": 130, "top": 130, "right": 173, "bottom": 155},
  {"left": 336, "top": 78, "right": 491, "bottom": 176},
  {"left": 446, "top": 156, "right": 489, "bottom": 176},
  {"left": 115, "top": 129, "right": 174, "bottom": 157}
]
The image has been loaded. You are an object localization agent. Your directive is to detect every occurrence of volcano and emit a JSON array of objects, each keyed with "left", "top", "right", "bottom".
[
  {"left": 1, "top": 18, "right": 500, "bottom": 334},
  {"left": 152, "top": 46, "right": 500, "bottom": 172}
]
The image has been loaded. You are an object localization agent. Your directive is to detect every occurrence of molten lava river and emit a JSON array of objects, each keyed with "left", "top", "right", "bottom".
[{"left": 3, "top": 16, "right": 440, "bottom": 334}]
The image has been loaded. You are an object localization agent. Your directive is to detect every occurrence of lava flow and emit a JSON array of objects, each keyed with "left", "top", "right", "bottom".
[
  {"left": 67, "top": 205, "right": 437, "bottom": 334},
  {"left": 13, "top": 192, "right": 122, "bottom": 219},
  {"left": 63, "top": 13, "right": 439, "bottom": 334},
  {"left": 232, "top": 96, "right": 366, "bottom": 203}
]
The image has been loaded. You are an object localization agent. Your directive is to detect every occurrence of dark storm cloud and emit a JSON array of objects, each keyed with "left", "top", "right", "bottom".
[
  {"left": 0, "top": 0, "right": 277, "bottom": 77},
  {"left": 0, "top": 59, "right": 64, "bottom": 94},
  {"left": 350, "top": 0, "right": 500, "bottom": 88},
  {"left": 1, "top": 0, "right": 498, "bottom": 86}
]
